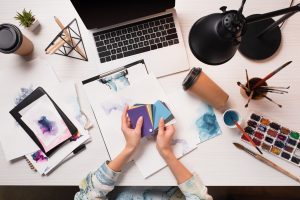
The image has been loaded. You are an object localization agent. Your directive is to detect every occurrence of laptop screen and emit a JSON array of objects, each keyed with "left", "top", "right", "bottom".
[{"left": 70, "top": 0, "right": 176, "bottom": 30}]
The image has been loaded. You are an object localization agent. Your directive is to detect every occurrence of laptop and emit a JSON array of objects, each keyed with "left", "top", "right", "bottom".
[{"left": 70, "top": 0, "right": 190, "bottom": 77}]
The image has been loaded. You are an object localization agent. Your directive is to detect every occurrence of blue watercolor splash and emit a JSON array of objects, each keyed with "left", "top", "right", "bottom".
[
  {"left": 99, "top": 70, "right": 130, "bottom": 92},
  {"left": 37, "top": 116, "right": 58, "bottom": 135},
  {"left": 15, "top": 85, "right": 34, "bottom": 105},
  {"left": 195, "top": 105, "right": 221, "bottom": 142},
  {"left": 31, "top": 150, "right": 48, "bottom": 163},
  {"left": 171, "top": 138, "right": 191, "bottom": 155}
]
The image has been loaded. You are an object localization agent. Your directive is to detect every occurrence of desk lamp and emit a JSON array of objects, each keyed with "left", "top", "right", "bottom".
[{"left": 189, "top": 0, "right": 300, "bottom": 65}]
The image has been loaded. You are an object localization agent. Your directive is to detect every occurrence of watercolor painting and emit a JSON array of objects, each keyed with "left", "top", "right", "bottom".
[
  {"left": 37, "top": 116, "right": 58, "bottom": 136},
  {"left": 65, "top": 95, "right": 86, "bottom": 127},
  {"left": 195, "top": 105, "right": 221, "bottom": 142},
  {"left": 14, "top": 85, "right": 34, "bottom": 105},
  {"left": 101, "top": 97, "right": 133, "bottom": 115},
  {"left": 171, "top": 138, "right": 192, "bottom": 155},
  {"left": 99, "top": 70, "right": 130, "bottom": 92},
  {"left": 31, "top": 150, "right": 48, "bottom": 163},
  {"left": 95, "top": 60, "right": 149, "bottom": 94},
  {"left": 21, "top": 95, "right": 72, "bottom": 152}
]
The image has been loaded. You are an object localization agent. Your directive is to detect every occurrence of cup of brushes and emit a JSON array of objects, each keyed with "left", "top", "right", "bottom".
[{"left": 238, "top": 61, "right": 292, "bottom": 108}]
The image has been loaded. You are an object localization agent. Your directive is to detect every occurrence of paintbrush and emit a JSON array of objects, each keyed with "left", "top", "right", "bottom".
[
  {"left": 230, "top": 115, "right": 263, "bottom": 154},
  {"left": 252, "top": 61, "right": 292, "bottom": 90},
  {"left": 233, "top": 143, "right": 300, "bottom": 183},
  {"left": 237, "top": 81, "right": 250, "bottom": 92},
  {"left": 260, "top": 86, "right": 290, "bottom": 90},
  {"left": 260, "top": 93, "right": 282, "bottom": 108},
  {"left": 245, "top": 69, "right": 250, "bottom": 90},
  {"left": 245, "top": 91, "right": 254, "bottom": 108},
  {"left": 256, "top": 88, "right": 288, "bottom": 94}
]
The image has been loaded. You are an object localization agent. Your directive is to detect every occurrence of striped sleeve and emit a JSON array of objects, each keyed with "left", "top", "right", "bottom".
[
  {"left": 178, "top": 173, "right": 213, "bottom": 200},
  {"left": 74, "top": 161, "right": 121, "bottom": 200}
]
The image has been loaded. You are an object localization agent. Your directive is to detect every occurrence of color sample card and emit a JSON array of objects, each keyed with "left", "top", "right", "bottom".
[
  {"left": 242, "top": 113, "right": 300, "bottom": 166},
  {"left": 153, "top": 100, "right": 174, "bottom": 130},
  {"left": 128, "top": 105, "right": 154, "bottom": 137},
  {"left": 128, "top": 100, "right": 175, "bottom": 137},
  {"left": 21, "top": 95, "right": 72, "bottom": 153}
]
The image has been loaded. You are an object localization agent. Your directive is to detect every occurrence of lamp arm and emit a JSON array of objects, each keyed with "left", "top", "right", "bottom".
[{"left": 246, "top": 3, "right": 300, "bottom": 24}]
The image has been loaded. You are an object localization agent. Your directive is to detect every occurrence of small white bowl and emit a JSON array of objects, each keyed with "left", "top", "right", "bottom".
[{"left": 223, "top": 109, "right": 242, "bottom": 129}]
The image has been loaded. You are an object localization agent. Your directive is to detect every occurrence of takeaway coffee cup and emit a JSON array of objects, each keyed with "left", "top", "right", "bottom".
[
  {"left": 0, "top": 23, "right": 33, "bottom": 56},
  {"left": 182, "top": 67, "right": 229, "bottom": 110}
]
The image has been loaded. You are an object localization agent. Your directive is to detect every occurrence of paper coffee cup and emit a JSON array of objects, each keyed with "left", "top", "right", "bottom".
[
  {"left": 0, "top": 23, "right": 34, "bottom": 56},
  {"left": 182, "top": 67, "right": 229, "bottom": 109}
]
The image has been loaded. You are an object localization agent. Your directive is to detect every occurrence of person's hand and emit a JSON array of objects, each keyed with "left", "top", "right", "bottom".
[
  {"left": 121, "top": 105, "right": 143, "bottom": 153},
  {"left": 156, "top": 118, "right": 176, "bottom": 159}
]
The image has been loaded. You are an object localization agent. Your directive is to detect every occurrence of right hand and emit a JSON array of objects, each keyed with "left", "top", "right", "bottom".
[
  {"left": 121, "top": 105, "right": 143, "bottom": 153},
  {"left": 156, "top": 118, "right": 176, "bottom": 159}
]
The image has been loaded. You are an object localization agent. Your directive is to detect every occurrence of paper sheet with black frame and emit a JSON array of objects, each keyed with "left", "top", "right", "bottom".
[{"left": 9, "top": 87, "right": 78, "bottom": 157}]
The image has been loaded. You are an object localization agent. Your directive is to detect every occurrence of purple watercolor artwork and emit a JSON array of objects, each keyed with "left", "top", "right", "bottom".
[
  {"left": 31, "top": 150, "right": 48, "bottom": 163},
  {"left": 37, "top": 116, "right": 58, "bottom": 136}
]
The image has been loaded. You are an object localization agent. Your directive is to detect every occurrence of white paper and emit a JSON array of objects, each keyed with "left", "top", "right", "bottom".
[
  {"left": 0, "top": 59, "right": 59, "bottom": 160},
  {"left": 84, "top": 74, "right": 197, "bottom": 178},
  {"left": 167, "top": 90, "right": 222, "bottom": 144}
]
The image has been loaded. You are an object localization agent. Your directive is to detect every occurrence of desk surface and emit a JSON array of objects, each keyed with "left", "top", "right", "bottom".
[{"left": 1, "top": 0, "right": 300, "bottom": 186}]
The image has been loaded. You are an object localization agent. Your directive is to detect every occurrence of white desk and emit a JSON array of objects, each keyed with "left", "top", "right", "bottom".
[{"left": 1, "top": 0, "right": 300, "bottom": 186}]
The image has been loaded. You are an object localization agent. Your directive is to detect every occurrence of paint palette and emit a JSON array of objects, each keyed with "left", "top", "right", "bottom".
[{"left": 241, "top": 113, "right": 300, "bottom": 167}]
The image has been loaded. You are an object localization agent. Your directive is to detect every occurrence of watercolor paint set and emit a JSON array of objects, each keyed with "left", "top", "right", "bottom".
[{"left": 241, "top": 113, "right": 300, "bottom": 166}]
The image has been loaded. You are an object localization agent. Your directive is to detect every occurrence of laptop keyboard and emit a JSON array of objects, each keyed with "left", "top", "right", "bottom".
[{"left": 93, "top": 13, "right": 179, "bottom": 63}]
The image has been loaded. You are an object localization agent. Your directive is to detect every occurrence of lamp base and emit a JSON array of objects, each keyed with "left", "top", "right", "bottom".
[{"left": 238, "top": 14, "right": 281, "bottom": 60}]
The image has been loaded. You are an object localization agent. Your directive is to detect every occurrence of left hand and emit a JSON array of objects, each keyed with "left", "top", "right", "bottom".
[{"left": 121, "top": 105, "right": 143, "bottom": 153}]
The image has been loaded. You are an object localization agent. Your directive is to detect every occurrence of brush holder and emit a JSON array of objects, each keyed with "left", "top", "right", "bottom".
[{"left": 240, "top": 77, "right": 268, "bottom": 100}]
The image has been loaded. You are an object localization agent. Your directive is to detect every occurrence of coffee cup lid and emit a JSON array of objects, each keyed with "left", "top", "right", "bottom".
[
  {"left": 0, "top": 24, "right": 22, "bottom": 54},
  {"left": 182, "top": 67, "right": 202, "bottom": 90}
]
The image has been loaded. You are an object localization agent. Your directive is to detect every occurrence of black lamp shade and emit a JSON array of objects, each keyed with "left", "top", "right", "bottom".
[{"left": 189, "top": 13, "right": 240, "bottom": 65}]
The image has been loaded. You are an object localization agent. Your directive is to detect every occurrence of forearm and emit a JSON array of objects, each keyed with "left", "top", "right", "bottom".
[
  {"left": 108, "top": 147, "right": 134, "bottom": 172},
  {"left": 163, "top": 152, "right": 192, "bottom": 184}
]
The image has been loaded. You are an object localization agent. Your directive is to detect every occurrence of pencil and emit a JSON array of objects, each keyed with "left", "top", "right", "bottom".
[
  {"left": 233, "top": 143, "right": 300, "bottom": 183},
  {"left": 253, "top": 61, "right": 292, "bottom": 90},
  {"left": 230, "top": 115, "right": 263, "bottom": 154},
  {"left": 54, "top": 16, "right": 85, "bottom": 58}
]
